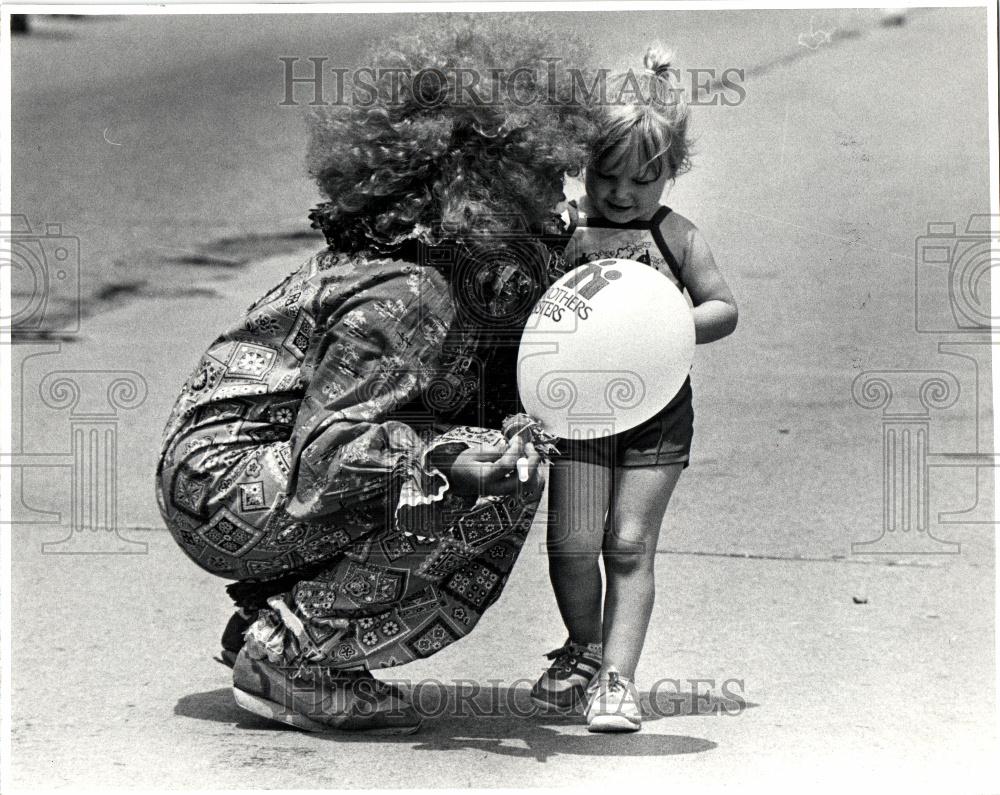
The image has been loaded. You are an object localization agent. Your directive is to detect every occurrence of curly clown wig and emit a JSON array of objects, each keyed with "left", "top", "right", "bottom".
[{"left": 306, "top": 17, "right": 597, "bottom": 253}]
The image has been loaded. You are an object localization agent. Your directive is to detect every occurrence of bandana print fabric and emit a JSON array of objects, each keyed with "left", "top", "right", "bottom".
[{"left": 155, "top": 247, "right": 548, "bottom": 669}]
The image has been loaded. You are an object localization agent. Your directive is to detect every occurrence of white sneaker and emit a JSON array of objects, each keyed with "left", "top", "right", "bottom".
[{"left": 585, "top": 671, "right": 641, "bottom": 732}]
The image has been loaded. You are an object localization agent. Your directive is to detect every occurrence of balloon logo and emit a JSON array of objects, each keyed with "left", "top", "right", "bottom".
[{"left": 517, "top": 258, "right": 695, "bottom": 439}]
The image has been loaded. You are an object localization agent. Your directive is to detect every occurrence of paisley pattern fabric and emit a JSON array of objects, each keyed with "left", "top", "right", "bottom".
[{"left": 156, "top": 244, "right": 557, "bottom": 669}]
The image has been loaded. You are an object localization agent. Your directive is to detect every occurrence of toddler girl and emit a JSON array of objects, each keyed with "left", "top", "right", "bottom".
[{"left": 530, "top": 45, "right": 738, "bottom": 732}]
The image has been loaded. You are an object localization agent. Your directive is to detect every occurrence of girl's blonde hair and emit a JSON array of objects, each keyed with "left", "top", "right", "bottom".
[{"left": 592, "top": 45, "right": 691, "bottom": 180}]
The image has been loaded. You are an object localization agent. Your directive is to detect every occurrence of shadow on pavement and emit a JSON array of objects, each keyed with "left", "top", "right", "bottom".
[
  {"left": 175, "top": 687, "right": 283, "bottom": 732},
  {"left": 409, "top": 726, "right": 717, "bottom": 759},
  {"left": 176, "top": 682, "right": 749, "bottom": 758}
]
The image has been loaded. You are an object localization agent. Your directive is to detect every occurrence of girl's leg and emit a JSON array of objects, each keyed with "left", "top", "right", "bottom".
[
  {"left": 600, "top": 464, "right": 683, "bottom": 679},
  {"left": 546, "top": 455, "right": 613, "bottom": 644}
]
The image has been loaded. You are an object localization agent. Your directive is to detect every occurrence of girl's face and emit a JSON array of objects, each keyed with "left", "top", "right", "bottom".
[{"left": 585, "top": 143, "right": 671, "bottom": 224}]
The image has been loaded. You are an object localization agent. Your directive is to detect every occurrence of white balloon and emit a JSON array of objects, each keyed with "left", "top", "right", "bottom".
[{"left": 517, "top": 258, "right": 695, "bottom": 439}]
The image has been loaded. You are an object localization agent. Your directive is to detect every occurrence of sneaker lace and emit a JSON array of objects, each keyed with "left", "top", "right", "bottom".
[
  {"left": 606, "top": 671, "right": 630, "bottom": 695},
  {"left": 544, "top": 643, "right": 585, "bottom": 674},
  {"left": 287, "top": 659, "right": 364, "bottom": 686}
]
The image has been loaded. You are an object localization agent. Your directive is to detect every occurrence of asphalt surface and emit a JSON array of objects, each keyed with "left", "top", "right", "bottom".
[{"left": 7, "top": 9, "right": 997, "bottom": 792}]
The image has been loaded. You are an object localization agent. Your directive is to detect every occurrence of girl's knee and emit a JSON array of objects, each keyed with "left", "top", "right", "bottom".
[
  {"left": 603, "top": 549, "right": 652, "bottom": 576},
  {"left": 603, "top": 528, "right": 656, "bottom": 575}
]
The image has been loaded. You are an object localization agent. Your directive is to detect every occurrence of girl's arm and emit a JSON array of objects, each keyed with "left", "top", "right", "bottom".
[{"left": 678, "top": 224, "right": 738, "bottom": 344}]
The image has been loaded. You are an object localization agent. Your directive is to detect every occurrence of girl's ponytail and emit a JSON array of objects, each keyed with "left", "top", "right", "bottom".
[
  {"left": 643, "top": 44, "right": 685, "bottom": 113},
  {"left": 643, "top": 44, "right": 676, "bottom": 79}
]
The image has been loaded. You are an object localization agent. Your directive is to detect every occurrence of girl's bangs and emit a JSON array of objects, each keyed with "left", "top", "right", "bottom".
[
  {"left": 635, "top": 123, "right": 670, "bottom": 179},
  {"left": 594, "top": 115, "right": 669, "bottom": 180}
]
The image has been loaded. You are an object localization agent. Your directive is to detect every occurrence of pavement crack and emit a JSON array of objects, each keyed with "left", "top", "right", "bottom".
[{"left": 655, "top": 549, "right": 947, "bottom": 567}]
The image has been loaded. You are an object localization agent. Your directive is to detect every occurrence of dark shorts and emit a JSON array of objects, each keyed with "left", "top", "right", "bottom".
[{"left": 555, "top": 377, "right": 693, "bottom": 468}]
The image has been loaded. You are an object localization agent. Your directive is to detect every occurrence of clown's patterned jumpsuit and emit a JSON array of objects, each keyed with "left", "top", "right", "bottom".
[{"left": 156, "top": 245, "right": 552, "bottom": 669}]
